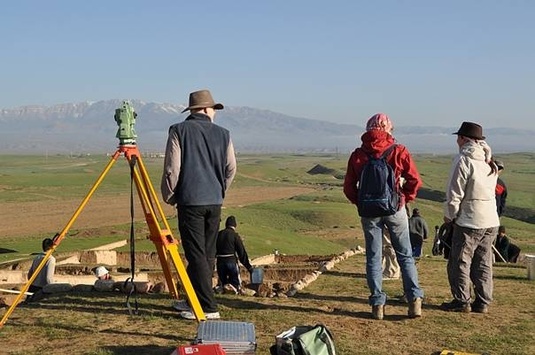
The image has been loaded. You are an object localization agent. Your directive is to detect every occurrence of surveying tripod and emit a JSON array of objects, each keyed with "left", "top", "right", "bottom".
[{"left": 1, "top": 103, "right": 206, "bottom": 328}]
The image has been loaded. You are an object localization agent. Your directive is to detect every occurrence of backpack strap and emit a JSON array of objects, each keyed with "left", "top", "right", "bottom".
[
  {"left": 380, "top": 144, "right": 397, "bottom": 160},
  {"left": 316, "top": 324, "right": 336, "bottom": 355}
]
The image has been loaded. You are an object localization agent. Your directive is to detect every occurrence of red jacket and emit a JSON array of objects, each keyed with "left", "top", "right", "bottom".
[{"left": 343, "top": 130, "right": 422, "bottom": 208}]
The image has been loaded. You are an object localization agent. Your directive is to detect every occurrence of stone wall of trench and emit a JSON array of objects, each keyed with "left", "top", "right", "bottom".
[{"left": 1, "top": 245, "right": 364, "bottom": 304}]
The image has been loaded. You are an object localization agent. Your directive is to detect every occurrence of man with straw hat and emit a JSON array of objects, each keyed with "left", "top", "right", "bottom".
[{"left": 161, "top": 89, "right": 237, "bottom": 320}]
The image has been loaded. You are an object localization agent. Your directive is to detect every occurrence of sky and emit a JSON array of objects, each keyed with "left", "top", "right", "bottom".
[{"left": 1, "top": 0, "right": 534, "bottom": 129}]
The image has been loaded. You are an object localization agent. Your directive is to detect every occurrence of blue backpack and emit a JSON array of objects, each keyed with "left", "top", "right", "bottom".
[{"left": 356, "top": 144, "right": 399, "bottom": 217}]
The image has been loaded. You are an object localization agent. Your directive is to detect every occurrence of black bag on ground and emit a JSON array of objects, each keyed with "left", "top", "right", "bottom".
[
  {"left": 356, "top": 144, "right": 399, "bottom": 218},
  {"left": 432, "top": 222, "right": 453, "bottom": 259},
  {"left": 270, "top": 324, "right": 336, "bottom": 355}
]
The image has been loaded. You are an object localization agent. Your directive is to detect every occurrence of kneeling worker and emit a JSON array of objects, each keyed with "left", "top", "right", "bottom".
[{"left": 216, "top": 216, "right": 254, "bottom": 294}]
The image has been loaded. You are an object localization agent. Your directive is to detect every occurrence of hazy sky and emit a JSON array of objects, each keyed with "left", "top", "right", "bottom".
[{"left": 1, "top": 1, "right": 533, "bottom": 128}]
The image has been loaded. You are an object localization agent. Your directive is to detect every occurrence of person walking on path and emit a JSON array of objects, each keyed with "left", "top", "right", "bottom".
[
  {"left": 161, "top": 89, "right": 237, "bottom": 320},
  {"left": 216, "top": 216, "right": 254, "bottom": 294},
  {"left": 408, "top": 208, "right": 429, "bottom": 258},
  {"left": 441, "top": 121, "right": 499, "bottom": 314},
  {"left": 343, "top": 113, "right": 424, "bottom": 320}
]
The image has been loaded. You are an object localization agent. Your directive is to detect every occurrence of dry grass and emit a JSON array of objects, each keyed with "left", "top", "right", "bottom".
[{"left": 1, "top": 253, "right": 534, "bottom": 355}]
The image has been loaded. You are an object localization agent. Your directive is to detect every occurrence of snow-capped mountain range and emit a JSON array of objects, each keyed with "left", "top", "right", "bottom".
[{"left": 1, "top": 100, "right": 533, "bottom": 154}]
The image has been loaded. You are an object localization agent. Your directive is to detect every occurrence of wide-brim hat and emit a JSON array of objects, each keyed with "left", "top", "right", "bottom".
[
  {"left": 453, "top": 121, "right": 485, "bottom": 140},
  {"left": 181, "top": 89, "right": 224, "bottom": 113}
]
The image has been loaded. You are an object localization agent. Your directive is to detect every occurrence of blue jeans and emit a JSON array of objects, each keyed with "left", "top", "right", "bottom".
[{"left": 361, "top": 208, "right": 424, "bottom": 306}]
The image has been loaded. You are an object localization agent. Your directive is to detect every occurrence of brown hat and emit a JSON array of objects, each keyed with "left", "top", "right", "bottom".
[
  {"left": 181, "top": 89, "right": 224, "bottom": 113},
  {"left": 453, "top": 121, "right": 485, "bottom": 140}
]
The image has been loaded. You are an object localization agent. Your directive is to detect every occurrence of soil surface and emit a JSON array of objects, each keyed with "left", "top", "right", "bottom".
[{"left": 0, "top": 186, "right": 314, "bottom": 238}]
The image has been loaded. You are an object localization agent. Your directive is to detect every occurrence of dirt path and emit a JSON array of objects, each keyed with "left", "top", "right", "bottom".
[{"left": 0, "top": 186, "right": 314, "bottom": 238}]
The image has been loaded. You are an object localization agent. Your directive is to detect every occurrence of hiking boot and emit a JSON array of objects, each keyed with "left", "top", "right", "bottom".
[
  {"left": 372, "top": 305, "right": 385, "bottom": 320},
  {"left": 440, "top": 299, "right": 471, "bottom": 313},
  {"left": 223, "top": 284, "right": 238, "bottom": 295},
  {"left": 408, "top": 297, "right": 422, "bottom": 318},
  {"left": 471, "top": 301, "right": 489, "bottom": 314},
  {"left": 179, "top": 310, "right": 221, "bottom": 320},
  {"left": 172, "top": 299, "right": 191, "bottom": 312}
]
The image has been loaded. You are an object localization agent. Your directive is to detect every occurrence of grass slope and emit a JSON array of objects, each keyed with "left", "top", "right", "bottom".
[{"left": 1, "top": 152, "right": 534, "bottom": 354}]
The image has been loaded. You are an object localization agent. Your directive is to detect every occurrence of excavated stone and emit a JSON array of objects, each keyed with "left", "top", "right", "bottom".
[
  {"left": 94, "top": 280, "right": 117, "bottom": 292},
  {"left": 43, "top": 283, "right": 73, "bottom": 293}
]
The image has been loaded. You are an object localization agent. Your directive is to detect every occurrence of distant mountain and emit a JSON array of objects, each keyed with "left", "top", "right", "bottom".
[{"left": 1, "top": 100, "right": 533, "bottom": 154}]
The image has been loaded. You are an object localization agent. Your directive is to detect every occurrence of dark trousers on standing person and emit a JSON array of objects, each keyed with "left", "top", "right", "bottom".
[{"left": 177, "top": 204, "right": 221, "bottom": 313}]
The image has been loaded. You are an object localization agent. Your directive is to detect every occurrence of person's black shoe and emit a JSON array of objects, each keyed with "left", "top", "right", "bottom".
[
  {"left": 440, "top": 299, "right": 471, "bottom": 313},
  {"left": 471, "top": 302, "right": 489, "bottom": 314}
]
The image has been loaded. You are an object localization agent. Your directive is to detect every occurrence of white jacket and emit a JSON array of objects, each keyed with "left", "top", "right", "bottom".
[{"left": 444, "top": 140, "right": 500, "bottom": 229}]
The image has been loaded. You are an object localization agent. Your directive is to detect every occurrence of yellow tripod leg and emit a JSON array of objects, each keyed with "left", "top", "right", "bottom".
[
  {"left": 0, "top": 150, "right": 121, "bottom": 328},
  {"left": 124, "top": 148, "right": 206, "bottom": 321},
  {"left": 1, "top": 146, "right": 207, "bottom": 327}
]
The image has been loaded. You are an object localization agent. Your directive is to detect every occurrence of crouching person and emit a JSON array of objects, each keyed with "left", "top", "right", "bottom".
[{"left": 216, "top": 216, "right": 254, "bottom": 294}]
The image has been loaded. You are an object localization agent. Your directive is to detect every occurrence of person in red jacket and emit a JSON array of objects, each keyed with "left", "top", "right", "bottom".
[
  {"left": 344, "top": 113, "right": 424, "bottom": 320},
  {"left": 493, "top": 160, "right": 507, "bottom": 217}
]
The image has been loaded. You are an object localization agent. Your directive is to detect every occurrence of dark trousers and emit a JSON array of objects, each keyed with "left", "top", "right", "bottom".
[
  {"left": 26, "top": 285, "right": 44, "bottom": 302},
  {"left": 177, "top": 204, "right": 221, "bottom": 313},
  {"left": 217, "top": 260, "right": 241, "bottom": 290}
]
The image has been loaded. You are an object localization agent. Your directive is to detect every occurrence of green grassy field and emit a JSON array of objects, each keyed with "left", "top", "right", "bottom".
[
  {"left": 1, "top": 153, "right": 534, "bottom": 260},
  {"left": 1, "top": 152, "right": 535, "bottom": 354}
]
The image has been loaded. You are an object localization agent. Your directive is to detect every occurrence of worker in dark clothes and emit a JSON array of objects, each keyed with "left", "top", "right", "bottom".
[{"left": 216, "top": 216, "right": 254, "bottom": 294}]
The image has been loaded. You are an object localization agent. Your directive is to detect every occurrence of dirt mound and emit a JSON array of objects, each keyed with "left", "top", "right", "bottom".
[{"left": 307, "top": 164, "right": 336, "bottom": 175}]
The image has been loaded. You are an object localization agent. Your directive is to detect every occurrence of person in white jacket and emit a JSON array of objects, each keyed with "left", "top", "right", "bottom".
[{"left": 441, "top": 122, "right": 500, "bottom": 314}]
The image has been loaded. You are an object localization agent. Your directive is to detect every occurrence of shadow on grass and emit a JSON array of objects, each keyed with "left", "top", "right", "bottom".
[
  {"left": 292, "top": 292, "right": 367, "bottom": 304},
  {"left": 0, "top": 248, "right": 17, "bottom": 254},
  {"left": 218, "top": 294, "right": 430, "bottom": 321},
  {"left": 6, "top": 317, "right": 188, "bottom": 343},
  {"left": 323, "top": 270, "right": 366, "bottom": 279},
  {"left": 19, "top": 292, "right": 181, "bottom": 318},
  {"left": 493, "top": 274, "right": 529, "bottom": 281}
]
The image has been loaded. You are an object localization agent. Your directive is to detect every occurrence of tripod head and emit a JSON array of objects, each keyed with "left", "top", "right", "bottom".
[{"left": 114, "top": 101, "right": 137, "bottom": 145}]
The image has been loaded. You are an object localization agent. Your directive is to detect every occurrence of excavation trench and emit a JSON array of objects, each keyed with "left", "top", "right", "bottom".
[{"left": 1, "top": 251, "right": 361, "bottom": 300}]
